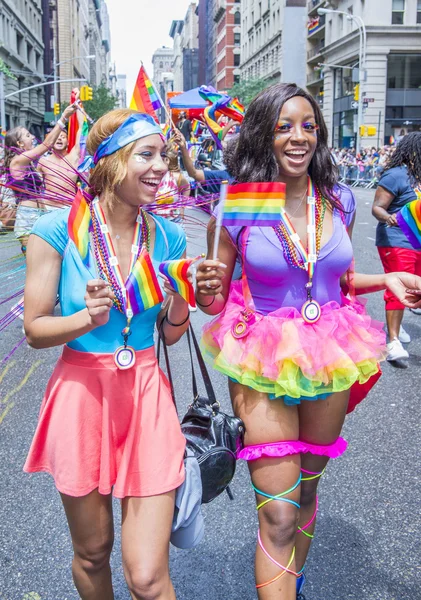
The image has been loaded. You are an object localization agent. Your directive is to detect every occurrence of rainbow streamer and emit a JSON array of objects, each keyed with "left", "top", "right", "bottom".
[
  {"left": 130, "top": 65, "right": 163, "bottom": 119},
  {"left": 222, "top": 182, "right": 286, "bottom": 227},
  {"left": 68, "top": 190, "right": 90, "bottom": 263},
  {"left": 159, "top": 258, "right": 196, "bottom": 307},
  {"left": 127, "top": 248, "right": 164, "bottom": 313},
  {"left": 397, "top": 199, "right": 421, "bottom": 249},
  {"left": 203, "top": 104, "right": 224, "bottom": 149}
]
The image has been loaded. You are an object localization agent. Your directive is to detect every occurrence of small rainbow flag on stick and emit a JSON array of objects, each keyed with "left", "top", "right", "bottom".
[
  {"left": 68, "top": 190, "right": 90, "bottom": 263},
  {"left": 161, "top": 123, "right": 171, "bottom": 139},
  {"left": 127, "top": 248, "right": 164, "bottom": 313},
  {"left": 222, "top": 182, "right": 286, "bottom": 227},
  {"left": 130, "top": 65, "right": 163, "bottom": 121},
  {"left": 159, "top": 257, "right": 202, "bottom": 307},
  {"left": 397, "top": 199, "right": 421, "bottom": 250},
  {"left": 192, "top": 119, "right": 201, "bottom": 137}
]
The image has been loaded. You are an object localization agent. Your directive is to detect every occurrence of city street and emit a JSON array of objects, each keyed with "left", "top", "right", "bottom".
[{"left": 0, "top": 188, "right": 420, "bottom": 600}]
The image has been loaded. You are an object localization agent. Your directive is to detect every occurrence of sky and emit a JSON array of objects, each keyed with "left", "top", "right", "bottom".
[{"left": 106, "top": 0, "right": 194, "bottom": 101}]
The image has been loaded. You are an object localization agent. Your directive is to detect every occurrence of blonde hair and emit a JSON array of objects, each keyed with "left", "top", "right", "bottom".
[
  {"left": 87, "top": 108, "right": 138, "bottom": 197},
  {"left": 166, "top": 139, "right": 180, "bottom": 172}
]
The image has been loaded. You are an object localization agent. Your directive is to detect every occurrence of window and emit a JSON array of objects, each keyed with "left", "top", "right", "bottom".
[
  {"left": 16, "top": 31, "right": 23, "bottom": 56},
  {"left": 159, "top": 61, "right": 163, "bottom": 68},
  {"left": 234, "top": 53, "right": 240, "bottom": 66},
  {"left": 392, "top": 0, "right": 405, "bottom": 24},
  {"left": 234, "top": 32, "right": 241, "bottom": 45},
  {"left": 234, "top": 11, "right": 241, "bottom": 25},
  {"left": 417, "top": 0, "right": 421, "bottom": 24},
  {"left": 387, "top": 54, "right": 421, "bottom": 88},
  {"left": 234, "top": 74, "right": 240, "bottom": 83}
]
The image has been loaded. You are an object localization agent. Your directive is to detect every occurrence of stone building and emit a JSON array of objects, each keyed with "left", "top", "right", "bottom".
[{"left": 0, "top": 0, "right": 45, "bottom": 134}]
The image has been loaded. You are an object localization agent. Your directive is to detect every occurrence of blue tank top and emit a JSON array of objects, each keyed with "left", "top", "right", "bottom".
[{"left": 31, "top": 208, "right": 186, "bottom": 352}]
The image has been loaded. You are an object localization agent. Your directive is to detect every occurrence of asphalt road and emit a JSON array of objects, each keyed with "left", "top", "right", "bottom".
[{"left": 0, "top": 189, "right": 420, "bottom": 600}]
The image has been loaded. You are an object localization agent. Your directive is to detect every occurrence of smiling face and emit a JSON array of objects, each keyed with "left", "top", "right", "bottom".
[
  {"left": 273, "top": 96, "right": 319, "bottom": 180},
  {"left": 18, "top": 128, "right": 35, "bottom": 152},
  {"left": 117, "top": 133, "right": 168, "bottom": 206}
]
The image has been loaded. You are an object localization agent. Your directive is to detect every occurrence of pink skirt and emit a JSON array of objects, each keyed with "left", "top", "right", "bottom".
[{"left": 24, "top": 345, "right": 185, "bottom": 498}]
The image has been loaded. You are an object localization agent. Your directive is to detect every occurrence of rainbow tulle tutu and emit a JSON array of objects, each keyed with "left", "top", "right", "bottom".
[{"left": 201, "top": 281, "right": 386, "bottom": 401}]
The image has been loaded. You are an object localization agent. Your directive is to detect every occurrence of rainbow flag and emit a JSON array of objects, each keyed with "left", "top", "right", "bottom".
[
  {"left": 68, "top": 190, "right": 90, "bottom": 262},
  {"left": 130, "top": 65, "right": 163, "bottom": 120},
  {"left": 222, "top": 182, "right": 286, "bottom": 227},
  {"left": 159, "top": 258, "right": 196, "bottom": 307},
  {"left": 397, "top": 199, "right": 421, "bottom": 249},
  {"left": 308, "top": 17, "right": 321, "bottom": 34},
  {"left": 192, "top": 119, "right": 201, "bottom": 137},
  {"left": 161, "top": 123, "right": 171, "bottom": 139},
  {"left": 127, "top": 248, "right": 164, "bottom": 313}
]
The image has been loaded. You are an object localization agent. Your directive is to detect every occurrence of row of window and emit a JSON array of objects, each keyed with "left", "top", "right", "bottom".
[
  {"left": 15, "top": 0, "right": 42, "bottom": 36},
  {"left": 243, "top": 46, "right": 280, "bottom": 80},
  {"left": 392, "top": 0, "right": 421, "bottom": 24}
]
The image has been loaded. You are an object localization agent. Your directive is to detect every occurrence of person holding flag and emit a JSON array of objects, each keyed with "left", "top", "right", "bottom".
[
  {"left": 22, "top": 109, "right": 192, "bottom": 600},
  {"left": 195, "top": 83, "right": 421, "bottom": 599}
]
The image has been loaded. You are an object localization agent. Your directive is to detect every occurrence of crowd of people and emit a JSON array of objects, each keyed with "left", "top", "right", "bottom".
[
  {"left": 331, "top": 145, "right": 395, "bottom": 185},
  {"left": 0, "top": 84, "right": 421, "bottom": 600}
]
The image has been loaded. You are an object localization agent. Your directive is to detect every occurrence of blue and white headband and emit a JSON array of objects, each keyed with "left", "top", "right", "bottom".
[{"left": 78, "top": 113, "right": 164, "bottom": 172}]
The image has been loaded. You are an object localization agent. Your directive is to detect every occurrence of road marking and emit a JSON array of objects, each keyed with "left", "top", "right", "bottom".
[
  {"left": 367, "top": 236, "right": 375, "bottom": 241},
  {"left": 358, "top": 222, "right": 369, "bottom": 225},
  {"left": 23, "top": 594, "right": 42, "bottom": 600},
  {"left": 0, "top": 360, "right": 43, "bottom": 425},
  {"left": 0, "top": 361, "right": 16, "bottom": 385}
]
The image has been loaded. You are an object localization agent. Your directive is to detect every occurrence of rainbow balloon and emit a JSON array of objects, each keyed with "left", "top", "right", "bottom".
[
  {"left": 159, "top": 257, "right": 197, "bottom": 307},
  {"left": 222, "top": 182, "right": 286, "bottom": 227},
  {"left": 397, "top": 199, "right": 421, "bottom": 250},
  {"left": 68, "top": 190, "right": 90, "bottom": 263}
]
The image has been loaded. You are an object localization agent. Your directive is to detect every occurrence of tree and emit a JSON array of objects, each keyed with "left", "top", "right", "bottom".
[
  {"left": 60, "top": 84, "right": 118, "bottom": 122},
  {"left": 227, "top": 77, "right": 278, "bottom": 108}
]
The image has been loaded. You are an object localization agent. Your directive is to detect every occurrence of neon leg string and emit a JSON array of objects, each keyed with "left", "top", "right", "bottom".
[
  {"left": 297, "top": 467, "right": 324, "bottom": 539},
  {"left": 253, "top": 475, "right": 301, "bottom": 589}
]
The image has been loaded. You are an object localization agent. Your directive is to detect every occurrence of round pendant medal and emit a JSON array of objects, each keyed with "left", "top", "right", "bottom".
[
  {"left": 114, "top": 345, "right": 136, "bottom": 370},
  {"left": 301, "top": 299, "right": 321, "bottom": 324}
]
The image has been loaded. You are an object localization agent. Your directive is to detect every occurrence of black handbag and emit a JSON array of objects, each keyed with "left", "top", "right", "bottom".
[{"left": 158, "top": 323, "right": 245, "bottom": 504}]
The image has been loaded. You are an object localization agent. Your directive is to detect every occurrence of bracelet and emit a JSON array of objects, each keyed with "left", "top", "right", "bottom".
[
  {"left": 57, "top": 119, "right": 67, "bottom": 131},
  {"left": 165, "top": 310, "right": 190, "bottom": 327},
  {"left": 196, "top": 296, "right": 216, "bottom": 308}
]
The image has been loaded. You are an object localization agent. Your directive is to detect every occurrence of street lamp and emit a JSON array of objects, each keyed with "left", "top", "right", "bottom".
[
  {"left": 318, "top": 7, "right": 367, "bottom": 151},
  {"left": 53, "top": 55, "right": 95, "bottom": 104}
]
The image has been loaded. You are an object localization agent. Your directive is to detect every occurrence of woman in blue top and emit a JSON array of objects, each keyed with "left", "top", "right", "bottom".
[
  {"left": 23, "top": 109, "right": 190, "bottom": 600},
  {"left": 372, "top": 132, "right": 421, "bottom": 362}
]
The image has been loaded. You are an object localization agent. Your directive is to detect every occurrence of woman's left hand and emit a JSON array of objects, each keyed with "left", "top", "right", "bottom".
[{"left": 385, "top": 272, "right": 421, "bottom": 308}]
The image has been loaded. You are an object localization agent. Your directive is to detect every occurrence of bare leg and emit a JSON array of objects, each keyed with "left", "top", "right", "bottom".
[
  {"left": 121, "top": 492, "right": 176, "bottom": 600},
  {"left": 386, "top": 309, "right": 404, "bottom": 340},
  {"left": 60, "top": 489, "right": 114, "bottom": 600},
  {"left": 229, "top": 380, "right": 299, "bottom": 600},
  {"left": 295, "top": 390, "right": 350, "bottom": 572}
]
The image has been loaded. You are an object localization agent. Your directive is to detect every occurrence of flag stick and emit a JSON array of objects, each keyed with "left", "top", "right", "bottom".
[
  {"left": 75, "top": 101, "right": 94, "bottom": 124},
  {"left": 213, "top": 181, "right": 228, "bottom": 261}
]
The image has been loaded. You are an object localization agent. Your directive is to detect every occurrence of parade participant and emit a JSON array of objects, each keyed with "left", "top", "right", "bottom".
[
  {"left": 5, "top": 100, "right": 79, "bottom": 252},
  {"left": 195, "top": 83, "right": 421, "bottom": 600},
  {"left": 177, "top": 111, "right": 192, "bottom": 143},
  {"left": 38, "top": 106, "right": 85, "bottom": 207},
  {"left": 156, "top": 138, "right": 190, "bottom": 222},
  {"left": 23, "top": 109, "right": 190, "bottom": 600},
  {"left": 372, "top": 132, "right": 421, "bottom": 361},
  {"left": 173, "top": 129, "right": 233, "bottom": 194}
]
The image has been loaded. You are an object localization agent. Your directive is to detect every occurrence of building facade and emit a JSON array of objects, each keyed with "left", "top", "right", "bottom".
[
  {"left": 152, "top": 47, "right": 174, "bottom": 89},
  {"left": 240, "top": 0, "right": 282, "bottom": 82},
  {"left": 308, "top": 0, "right": 421, "bottom": 147},
  {"left": 169, "top": 20, "right": 184, "bottom": 92},
  {"left": 116, "top": 73, "right": 127, "bottom": 108},
  {"left": 214, "top": 0, "right": 241, "bottom": 89},
  {"left": 0, "top": 0, "right": 45, "bottom": 134},
  {"left": 169, "top": 3, "right": 199, "bottom": 92}
]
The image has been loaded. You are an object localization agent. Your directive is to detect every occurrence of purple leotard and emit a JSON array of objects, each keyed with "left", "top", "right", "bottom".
[{"left": 219, "top": 184, "right": 356, "bottom": 315}]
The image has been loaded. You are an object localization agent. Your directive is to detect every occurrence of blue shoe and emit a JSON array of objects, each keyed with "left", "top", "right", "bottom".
[
  {"left": 296, "top": 572, "right": 306, "bottom": 598},
  {"left": 296, "top": 594, "right": 306, "bottom": 600}
]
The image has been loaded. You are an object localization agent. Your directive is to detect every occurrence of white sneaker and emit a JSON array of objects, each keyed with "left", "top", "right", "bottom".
[
  {"left": 189, "top": 304, "right": 197, "bottom": 312},
  {"left": 386, "top": 338, "right": 409, "bottom": 361},
  {"left": 410, "top": 307, "right": 421, "bottom": 315},
  {"left": 398, "top": 326, "right": 411, "bottom": 344}
]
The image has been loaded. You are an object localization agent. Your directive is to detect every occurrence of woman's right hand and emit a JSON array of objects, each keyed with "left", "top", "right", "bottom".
[
  {"left": 386, "top": 213, "right": 398, "bottom": 227},
  {"left": 84, "top": 280, "right": 114, "bottom": 327},
  {"left": 196, "top": 259, "right": 227, "bottom": 296},
  {"left": 61, "top": 96, "right": 80, "bottom": 121}
]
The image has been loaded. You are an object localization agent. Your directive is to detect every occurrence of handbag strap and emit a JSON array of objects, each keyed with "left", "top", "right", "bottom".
[{"left": 157, "top": 320, "right": 217, "bottom": 407}]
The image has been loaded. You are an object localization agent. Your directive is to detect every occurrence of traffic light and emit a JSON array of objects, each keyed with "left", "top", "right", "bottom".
[
  {"left": 353, "top": 84, "right": 360, "bottom": 102},
  {"left": 80, "top": 86, "right": 93, "bottom": 101},
  {"left": 367, "top": 126, "right": 377, "bottom": 137},
  {"left": 359, "top": 125, "right": 367, "bottom": 136},
  {"left": 53, "top": 103, "right": 60, "bottom": 115}
]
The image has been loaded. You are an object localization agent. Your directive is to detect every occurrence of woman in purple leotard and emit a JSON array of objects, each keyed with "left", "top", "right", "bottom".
[{"left": 195, "top": 84, "right": 421, "bottom": 600}]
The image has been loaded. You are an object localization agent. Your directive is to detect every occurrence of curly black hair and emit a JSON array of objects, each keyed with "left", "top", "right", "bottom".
[
  {"left": 385, "top": 132, "right": 421, "bottom": 187},
  {"left": 223, "top": 83, "right": 342, "bottom": 208}
]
